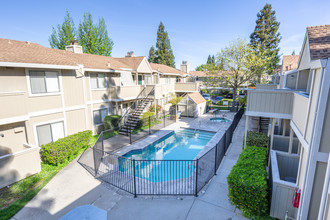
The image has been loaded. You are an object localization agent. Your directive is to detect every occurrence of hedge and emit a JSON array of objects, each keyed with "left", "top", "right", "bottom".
[
  {"left": 104, "top": 115, "right": 121, "bottom": 130},
  {"left": 227, "top": 146, "right": 269, "bottom": 218},
  {"left": 245, "top": 131, "right": 269, "bottom": 148},
  {"left": 40, "top": 130, "right": 92, "bottom": 166}
]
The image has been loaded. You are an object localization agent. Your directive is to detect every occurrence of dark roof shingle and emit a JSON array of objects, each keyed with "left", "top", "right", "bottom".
[{"left": 307, "top": 24, "right": 330, "bottom": 60}]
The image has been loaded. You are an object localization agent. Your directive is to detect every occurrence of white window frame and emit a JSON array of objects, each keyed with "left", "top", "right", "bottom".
[
  {"left": 90, "top": 73, "right": 108, "bottom": 90},
  {"left": 33, "top": 119, "right": 66, "bottom": 147},
  {"left": 26, "top": 69, "right": 62, "bottom": 97},
  {"left": 93, "top": 107, "right": 109, "bottom": 126}
]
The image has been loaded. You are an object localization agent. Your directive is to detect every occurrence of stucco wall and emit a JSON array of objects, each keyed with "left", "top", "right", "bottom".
[{"left": 0, "top": 122, "right": 27, "bottom": 154}]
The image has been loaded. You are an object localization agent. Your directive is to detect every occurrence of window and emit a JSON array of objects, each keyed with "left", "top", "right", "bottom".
[
  {"left": 138, "top": 75, "right": 143, "bottom": 85},
  {"left": 166, "top": 76, "right": 171, "bottom": 84},
  {"left": 132, "top": 74, "right": 136, "bottom": 83},
  {"left": 36, "top": 121, "right": 64, "bottom": 146},
  {"left": 29, "top": 71, "right": 60, "bottom": 94},
  {"left": 91, "top": 73, "right": 107, "bottom": 89},
  {"left": 93, "top": 108, "right": 108, "bottom": 125}
]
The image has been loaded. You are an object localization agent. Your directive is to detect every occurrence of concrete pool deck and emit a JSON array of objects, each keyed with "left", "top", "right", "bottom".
[{"left": 13, "top": 114, "right": 247, "bottom": 220}]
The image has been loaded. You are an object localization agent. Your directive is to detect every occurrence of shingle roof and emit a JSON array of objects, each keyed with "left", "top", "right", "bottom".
[
  {"left": 307, "top": 24, "right": 330, "bottom": 60},
  {"left": 282, "top": 55, "right": 299, "bottom": 72},
  {"left": 0, "top": 38, "right": 144, "bottom": 70},
  {"left": 189, "top": 71, "right": 208, "bottom": 77},
  {"left": 188, "top": 92, "right": 206, "bottom": 105},
  {"left": 150, "top": 63, "right": 186, "bottom": 75}
]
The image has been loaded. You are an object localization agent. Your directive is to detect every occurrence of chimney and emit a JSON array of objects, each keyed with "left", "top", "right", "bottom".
[
  {"left": 180, "top": 61, "right": 189, "bottom": 73},
  {"left": 65, "top": 40, "right": 83, "bottom": 54},
  {"left": 125, "top": 51, "right": 135, "bottom": 57}
]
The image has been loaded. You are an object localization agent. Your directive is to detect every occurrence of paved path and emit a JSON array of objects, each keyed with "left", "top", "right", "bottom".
[{"left": 13, "top": 115, "right": 247, "bottom": 220}]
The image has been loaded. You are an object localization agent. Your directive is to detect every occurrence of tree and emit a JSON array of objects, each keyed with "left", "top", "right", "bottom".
[
  {"left": 168, "top": 93, "right": 183, "bottom": 112},
  {"left": 78, "top": 13, "right": 114, "bottom": 56},
  {"left": 152, "top": 22, "right": 175, "bottom": 67},
  {"left": 207, "top": 55, "right": 212, "bottom": 64},
  {"left": 217, "top": 39, "right": 256, "bottom": 105},
  {"left": 250, "top": 4, "right": 281, "bottom": 74},
  {"left": 292, "top": 50, "right": 296, "bottom": 55},
  {"left": 148, "top": 46, "right": 156, "bottom": 63},
  {"left": 195, "top": 64, "right": 206, "bottom": 71},
  {"left": 49, "top": 11, "right": 76, "bottom": 50}
]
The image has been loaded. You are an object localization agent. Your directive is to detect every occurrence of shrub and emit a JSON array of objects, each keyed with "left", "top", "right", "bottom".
[
  {"left": 40, "top": 130, "right": 92, "bottom": 166},
  {"left": 148, "top": 105, "right": 162, "bottom": 113},
  {"left": 104, "top": 115, "right": 121, "bottom": 130},
  {"left": 238, "top": 96, "right": 247, "bottom": 105},
  {"left": 136, "top": 112, "right": 155, "bottom": 129},
  {"left": 201, "top": 89, "right": 208, "bottom": 94},
  {"left": 227, "top": 146, "right": 269, "bottom": 218},
  {"left": 245, "top": 131, "right": 269, "bottom": 148}
]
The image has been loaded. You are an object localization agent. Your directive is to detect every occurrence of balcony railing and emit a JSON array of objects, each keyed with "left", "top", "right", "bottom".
[
  {"left": 175, "top": 82, "right": 199, "bottom": 92},
  {"left": 256, "top": 84, "right": 278, "bottom": 90},
  {"left": 292, "top": 92, "right": 309, "bottom": 134},
  {"left": 270, "top": 150, "right": 299, "bottom": 219},
  {"left": 246, "top": 89, "right": 294, "bottom": 118},
  {"left": 0, "top": 91, "right": 28, "bottom": 122}
]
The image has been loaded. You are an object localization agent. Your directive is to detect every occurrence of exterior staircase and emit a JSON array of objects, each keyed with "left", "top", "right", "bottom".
[{"left": 117, "top": 86, "right": 155, "bottom": 136}]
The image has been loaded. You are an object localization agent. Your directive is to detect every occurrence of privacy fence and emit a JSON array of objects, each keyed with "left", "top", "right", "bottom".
[{"left": 79, "top": 106, "right": 244, "bottom": 196}]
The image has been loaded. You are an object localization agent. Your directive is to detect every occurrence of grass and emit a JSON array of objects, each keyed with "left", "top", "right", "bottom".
[
  {"left": 0, "top": 145, "right": 89, "bottom": 220},
  {"left": 90, "top": 130, "right": 118, "bottom": 146},
  {"left": 209, "top": 104, "right": 230, "bottom": 110}
]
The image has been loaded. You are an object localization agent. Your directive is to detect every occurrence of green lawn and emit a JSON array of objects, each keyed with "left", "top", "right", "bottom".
[{"left": 0, "top": 145, "right": 89, "bottom": 220}]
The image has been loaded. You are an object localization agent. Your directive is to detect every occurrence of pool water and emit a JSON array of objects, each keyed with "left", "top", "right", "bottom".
[
  {"left": 121, "top": 129, "right": 215, "bottom": 182},
  {"left": 210, "top": 117, "right": 231, "bottom": 122}
]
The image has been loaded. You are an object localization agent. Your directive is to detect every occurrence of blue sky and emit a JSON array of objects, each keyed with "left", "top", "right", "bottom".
[{"left": 1, "top": 0, "right": 330, "bottom": 70}]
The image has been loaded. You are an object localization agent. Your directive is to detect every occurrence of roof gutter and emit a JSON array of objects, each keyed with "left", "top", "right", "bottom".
[{"left": 0, "top": 62, "right": 78, "bottom": 70}]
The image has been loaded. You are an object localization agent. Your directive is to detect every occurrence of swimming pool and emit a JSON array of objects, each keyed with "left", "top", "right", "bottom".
[
  {"left": 121, "top": 128, "right": 215, "bottom": 182},
  {"left": 210, "top": 117, "right": 231, "bottom": 122}
]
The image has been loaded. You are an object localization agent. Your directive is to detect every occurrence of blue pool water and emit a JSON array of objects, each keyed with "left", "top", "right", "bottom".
[
  {"left": 210, "top": 117, "right": 231, "bottom": 122},
  {"left": 121, "top": 129, "right": 215, "bottom": 182}
]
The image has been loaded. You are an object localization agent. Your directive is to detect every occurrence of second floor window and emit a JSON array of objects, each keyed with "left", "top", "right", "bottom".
[
  {"left": 29, "top": 71, "right": 60, "bottom": 94},
  {"left": 91, "top": 73, "right": 107, "bottom": 89}
]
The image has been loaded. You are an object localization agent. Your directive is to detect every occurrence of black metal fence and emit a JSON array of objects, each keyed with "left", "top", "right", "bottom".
[{"left": 81, "top": 105, "right": 244, "bottom": 196}]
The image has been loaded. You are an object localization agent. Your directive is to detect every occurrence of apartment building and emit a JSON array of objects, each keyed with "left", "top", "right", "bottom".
[
  {"left": 245, "top": 24, "right": 330, "bottom": 219},
  {"left": 0, "top": 38, "right": 199, "bottom": 188}
]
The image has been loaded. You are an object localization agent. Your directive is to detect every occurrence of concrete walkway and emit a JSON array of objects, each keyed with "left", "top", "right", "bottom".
[{"left": 13, "top": 116, "right": 247, "bottom": 220}]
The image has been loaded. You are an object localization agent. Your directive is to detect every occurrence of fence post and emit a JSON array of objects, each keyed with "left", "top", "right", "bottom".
[
  {"left": 129, "top": 122, "right": 132, "bottom": 144},
  {"left": 149, "top": 116, "right": 151, "bottom": 134},
  {"left": 195, "top": 159, "right": 199, "bottom": 197},
  {"left": 133, "top": 159, "right": 137, "bottom": 197},
  {"left": 101, "top": 132, "right": 104, "bottom": 156},
  {"left": 214, "top": 144, "right": 217, "bottom": 175},
  {"left": 163, "top": 111, "right": 166, "bottom": 128},
  {"left": 93, "top": 147, "right": 98, "bottom": 176},
  {"left": 224, "top": 131, "right": 227, "bottom": 156}
]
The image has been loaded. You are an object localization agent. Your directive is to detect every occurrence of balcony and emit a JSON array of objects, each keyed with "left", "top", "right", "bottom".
[
  {"left": 256, "top": 84, "right": 278, "bottom": 90},
  {"left": 0, "top": 91, "right": 28, "bottom": 124},
  {"left": 246, "top": 89, "right": 294, "bottom": 119},
  {"left": 175, "top": 82, "right": 199, "bottom": 92},
  {"left": 292, "top": 92, "right": 309, "bottom": 135},
  {"left": 270, "top": 150, "right": 299, "bottom": 219}
]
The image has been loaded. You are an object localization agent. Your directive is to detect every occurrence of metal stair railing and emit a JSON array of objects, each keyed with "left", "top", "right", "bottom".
[{"left": 117, "top": 86, "right": 155, "bottom": 134}]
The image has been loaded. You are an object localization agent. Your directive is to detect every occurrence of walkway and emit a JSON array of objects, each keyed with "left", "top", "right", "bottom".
[{"left": 13, "top": 115, "right": 247, "bottom": 220}]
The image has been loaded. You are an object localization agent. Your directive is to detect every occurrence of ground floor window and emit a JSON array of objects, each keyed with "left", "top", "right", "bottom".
[
  {"left": 36, "top": 121, "right": 64, "bottom": 146},
  {"left": 93, "top": 108, "right": 108, "bottom": 125}
]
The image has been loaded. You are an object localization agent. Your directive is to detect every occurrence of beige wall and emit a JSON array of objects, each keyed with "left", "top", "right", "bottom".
[
  {"left": 137, "top": 59, "right": 152, "bottom": 73},
  {"left": 0, "top": 122, "right": 27, "bottom": 154},
  {"left": 66, "top": 109, "right": 87, "bottom": 135},
  {"left": 0, "top": 146, "right": 41, "bottom": 189},
  {"left": 0, "top": 67, "right": 27, "bottom": 92},
  {"left": 319, "top": 91, "right": 330, "bottom": 153},
  {"left": 175, "top": 83, "right": 198, "bottom": 92},
  {"left": 299, "top": 40, "right": 311, "bottom": 71},
  {"left": 308, "top": 162, "right": 327, "bottom": 220},
  {"left": 292, "top": 93, "right": 309, "bottom": 136},
  {"left": 305, "top": 69, "right": 321, "bottom": 142},
  {"left": 62, "top": 70, "right": 85, "bottom": 107},
  {"left": 298, "top": 147, "right": 307, "bottom": 188}
]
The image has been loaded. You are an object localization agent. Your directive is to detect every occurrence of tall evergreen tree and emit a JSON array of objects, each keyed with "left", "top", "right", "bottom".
[
  {"left": 250, "top": 4, "right": 281, "bottom": 74},
  {"left": 153, "top": 22, "right": 175, "bottom": 67},
  {"left": 148, "top": 46, "right": 156, "bottom": 63},
  {"left": 207, "top": 55, "right": 212, "bottom": 64},
  {"left": 211, "top": 55, "right": 215, "bottom": 64},
  {"left": 78, "top": 13, "right": 114, "bottom": 56},
  {"left": 49, "top": 11, "right": 76, "bottom": 50},
  {"left": 292, "top": 50, "right": 296, "bottom": 55}
]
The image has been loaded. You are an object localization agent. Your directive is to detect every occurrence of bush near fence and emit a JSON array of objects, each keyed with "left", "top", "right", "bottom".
[
  {"left": 41, "top": 130, "right": 92, "bottom": 165},
  {"left": 227, "top": 146, "right": 269, "bottom": 218},
  {"left": 104, "top": 115, "right": 121, "bottom": 130},
  {"left": 244, "top": 131, "right": 269, "bottom": 148}
]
